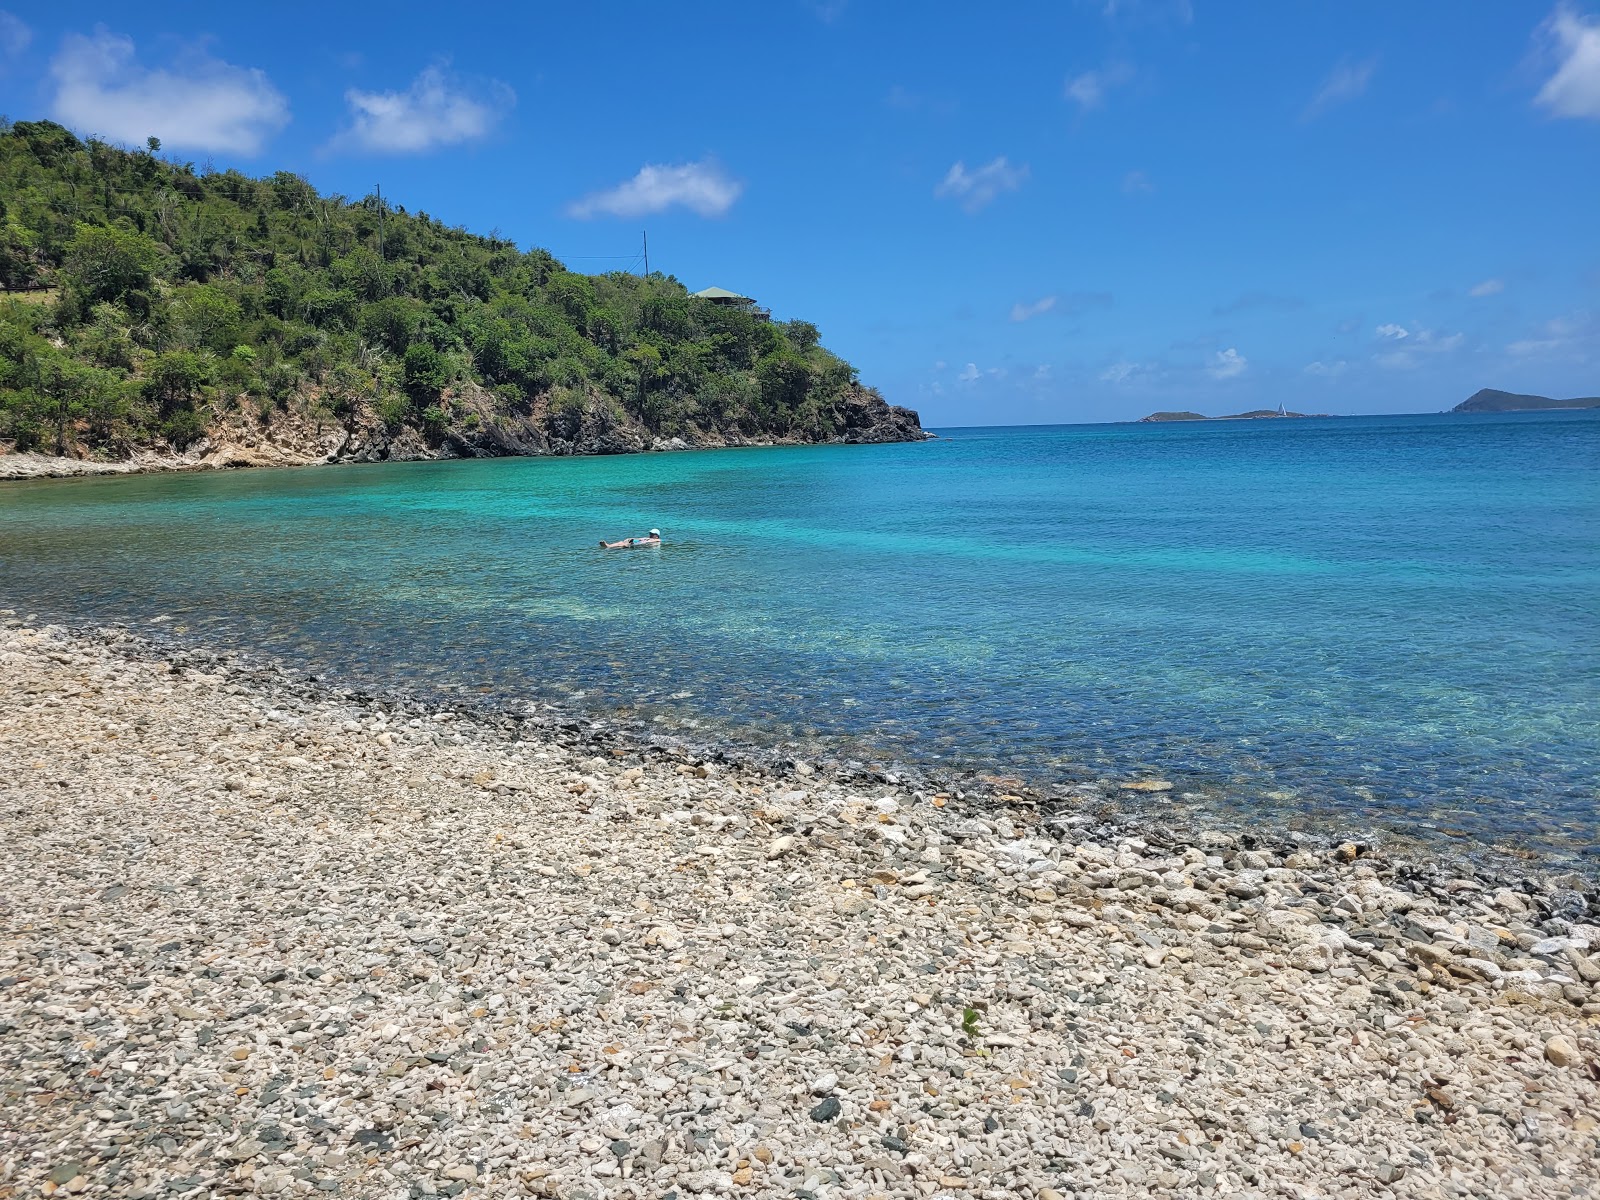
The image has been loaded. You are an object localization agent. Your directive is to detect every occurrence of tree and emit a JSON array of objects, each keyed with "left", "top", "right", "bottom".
[
  {"left": 784, "top": 320, "right": 820, "bottom": 352},
  {"left": 42, "top": 358, "right": 125, "bottom": 452},
  {"left": 757, "top": 350, "right": 811, "bottom": 424},
  {"left": 62, "top": 223, "right": 160, "bottom": 307},
  {"left": 175, "top": 286, "right": 242, "bottom": 352},
  {"left": 145, "top": 350, "right": 210, "bottom": 418},
  {"left": 0, "top": 217, "right": 38, "bottom": 289},
  {"left": 402, "top": 342, "right": 448, "bottom": 404}
]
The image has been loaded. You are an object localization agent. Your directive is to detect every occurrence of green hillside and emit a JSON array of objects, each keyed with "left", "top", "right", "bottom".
[
  {"left": 0, "top": 119, "right": 921, "bottom": 461},
  {"left": 1452, "top": 388, "right": 1600, "bottom": 413}
]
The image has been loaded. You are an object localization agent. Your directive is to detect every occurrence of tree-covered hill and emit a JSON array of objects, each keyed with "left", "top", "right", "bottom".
[{"left": 0, "top": 119, "right": 924, "bottom": 466}]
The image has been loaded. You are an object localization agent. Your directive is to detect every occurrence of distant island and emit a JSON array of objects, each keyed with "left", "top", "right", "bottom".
[
  {"left": 0, "top": 120, "right": 925, "bottom": 479},
  {"left": 1451, "top": 388, "right": 1600, "bottom": 413},
  {"left": 1140, "top": 409, "right": 1328, "bottom": 422}
]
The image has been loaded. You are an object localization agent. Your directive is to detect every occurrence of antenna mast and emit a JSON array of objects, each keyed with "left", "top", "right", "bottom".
[
  {"left": 642, "top": 230, "right": 649, "bottom": 276},
  {"left": 376, "top": 183, "right": 385, "bottom": 258}
]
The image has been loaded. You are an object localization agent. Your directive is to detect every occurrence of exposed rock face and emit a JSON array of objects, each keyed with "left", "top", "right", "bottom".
[
  {"left": 833, "top": 388, "right": 931, "bottom": 444},
  {"left": 0, "top": 384, "right": 930, "bottom": 480}
]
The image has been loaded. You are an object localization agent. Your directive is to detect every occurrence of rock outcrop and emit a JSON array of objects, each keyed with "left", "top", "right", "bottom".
[{"left": 0, "top": 383, "right": 930, "bottom": 481}]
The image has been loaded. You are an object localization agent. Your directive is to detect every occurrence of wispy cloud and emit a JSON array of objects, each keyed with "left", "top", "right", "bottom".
[
  {"left": 935, "top": 156, "right": 1029, "bottom": 213},
  {"left": 1506, "top": 310, "right": 1597, "bottom": 356},
  {"left": 1469, "top": 278, "right": 1506, "bottom": 297},
  {"left": 0, "top": 10, "right": 30, "bottom": 61},
  {"left": 1304, "top": 56, "right": 1378, "bottom": 120},
  {"left": 1010, "top": 295, "right": 1058, "bottom": 322},
  {"left": 568, "top": 159, "right": 743, "bottom": 220},
  {"left": 332, "top": 66, "right": 513, "bottom": 154},
  {"left": 1304, "top": 360, "right": 1348, "bottom": 377},
  {"left": 1535, "top": 4, "right": 1600, "bottom": 119},
  {"left": 1009, "top": 292, "right": 1114, "bottom": 321},
  {"left": 1099, "top": 360, "right": 1152, "bottom": 384},
  {"left": 48, "top": 27, "right": 289, "bottom": 154},
  {"left": 1373, "top": 326, "right": 1465, "bottom": 368},
  {"left": 1122, "top": 169, "right": 1154, "bottom": 195},
  {"left": 957, "top": 362, "right": 980, "bottom": 383},
  {"left": 1213, "top": 291, "right": 1306, "bottom": 316},
  {"left": 1065, "top": 62, "right": 1134, "bottom": 110},
  {"left": 1208, "top": 347, "right": 1248, "bottom": 379}
]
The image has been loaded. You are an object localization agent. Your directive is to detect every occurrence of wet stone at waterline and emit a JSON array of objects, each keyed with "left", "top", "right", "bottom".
[{"left": 1, "top": 410, "right": 1596, "bottom": 864}]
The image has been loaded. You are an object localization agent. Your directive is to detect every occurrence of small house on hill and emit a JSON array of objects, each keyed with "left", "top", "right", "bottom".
[{"left": 691, "top": 286, "right": 770, "bottom": 321}]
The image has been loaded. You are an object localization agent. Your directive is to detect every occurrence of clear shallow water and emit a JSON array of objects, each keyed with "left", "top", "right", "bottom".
[{"left": 3, "top": 411, "right": 1598, "bottom": 860}]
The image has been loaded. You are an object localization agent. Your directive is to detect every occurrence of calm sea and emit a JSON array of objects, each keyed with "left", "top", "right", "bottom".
[{"left": 3, "top": 410, "right": 1597, "bottom": 862}]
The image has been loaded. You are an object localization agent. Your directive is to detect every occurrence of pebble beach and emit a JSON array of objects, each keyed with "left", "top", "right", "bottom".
[{"left": 1, "top": 620, "right": 1597, "bottom": 1200}]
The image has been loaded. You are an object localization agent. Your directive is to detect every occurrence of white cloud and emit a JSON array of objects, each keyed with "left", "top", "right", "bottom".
[
  {"left": 1122, "top": 169, "right": 1154, "bottom": 195},
  {"left": 1304, "top": 360, "right": 1348, "bottom": 377},
  {"left": 957, "top": 363, "right": 980, "bottom": 383},
  {"left": 48, "top": 27, "right": 288, "bottom": 154},
  {"left": 1374, "top": 328, "right": 1466, "bottom": 368},
  {"left": 1535, "top": 4, "right": 1600, "bottom": 119},
  {"left": 1304, "top": 56, "right": 1378, "bottom": 119},
  {"left": 1506, "top": 310, "right": 1597, "bottom": 356},
  {"left": 1010, "top": 295, "right": 1058, "bottom": 322},
  {"left": 333, "top": 67, "right": 513, "bottom": 154},
  {"left": 935, "top": 156, "right": 1029, "bottom": 213},
  {"left": 933, "top": 359, "right": 947, "bottom": 371},
  {"left": 0, "top": 10, "right": 30, "bottom": 60},
  {"left": 1469, "top": 278, "right": 1505, "bottom": 297},
  {"left": 567, "top": 159, "right": 743, "bottom": 220},
  {"left": 1099, "top": 361, "right": 1143, "bottom": 384},
  {"left": 1208, "top": 347, "right": 1248, "bottom": 379},
  {"left": 1065, "top": 62, "right": 1134, "bottom": 110}
]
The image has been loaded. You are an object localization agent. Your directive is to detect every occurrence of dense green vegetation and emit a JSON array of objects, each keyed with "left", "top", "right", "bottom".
[
  {"left": 0, "top": 119, "right": 869, "bottom": 455},
  {"left": 1452, "top": 389, "right": 1600, "bottom": 413}
]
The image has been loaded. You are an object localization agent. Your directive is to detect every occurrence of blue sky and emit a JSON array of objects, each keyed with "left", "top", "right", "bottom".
[{"left": 1, "top": 1, "right": 1597, "bottom": 426}]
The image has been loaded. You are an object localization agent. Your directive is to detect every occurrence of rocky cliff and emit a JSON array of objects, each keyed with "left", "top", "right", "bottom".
[{"left": 0, "top": 382, "right": 930, "bottom": 480}]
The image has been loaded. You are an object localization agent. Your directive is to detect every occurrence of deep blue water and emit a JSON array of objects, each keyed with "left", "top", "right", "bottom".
[{"left": 3, "top": 410, "right": 1597, "bottom": 860}]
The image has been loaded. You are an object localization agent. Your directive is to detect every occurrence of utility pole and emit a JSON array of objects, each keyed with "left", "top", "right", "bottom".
[
  {"left": 642, "top": 230, "right": 649, "bottom": 276},
  {"left": 376, "top": 183, "right": 385, "bottom": 259}
]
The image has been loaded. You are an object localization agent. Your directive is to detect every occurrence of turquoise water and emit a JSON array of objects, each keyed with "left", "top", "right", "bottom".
[{"left": 3, "top": 411, "right": 1598, "bottom": 859}]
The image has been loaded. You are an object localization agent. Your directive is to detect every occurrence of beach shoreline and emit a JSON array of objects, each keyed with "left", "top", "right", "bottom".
[
  {"left": 0, "top": 425, "right": 935, "bottom": 483},
  {"left": 6, "top": 614, "right": 1588, "bottom": 886},
  {"left": 2, "top": 617, "right": 1597, "bottom": 1198}
]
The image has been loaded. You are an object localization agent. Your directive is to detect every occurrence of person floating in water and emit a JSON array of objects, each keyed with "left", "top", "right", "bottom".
[{"left": 599, "top": 528, "right": 661, "bottom": 549}]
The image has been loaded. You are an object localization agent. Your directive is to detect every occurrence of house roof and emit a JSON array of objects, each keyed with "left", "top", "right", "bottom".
[{"left": 691, "top": 286, "right": 750, "bottom": 301}]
